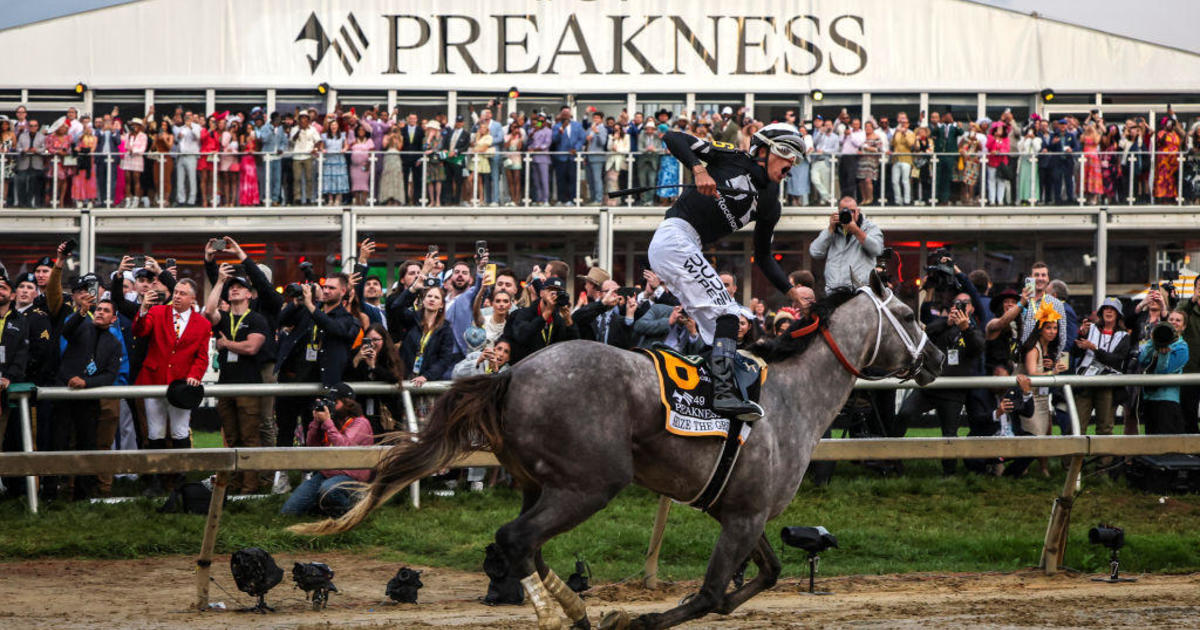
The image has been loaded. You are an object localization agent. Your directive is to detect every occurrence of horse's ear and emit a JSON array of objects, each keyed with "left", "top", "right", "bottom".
[{"left": 869, "top": 270, "right": 886, "bottom": 297}]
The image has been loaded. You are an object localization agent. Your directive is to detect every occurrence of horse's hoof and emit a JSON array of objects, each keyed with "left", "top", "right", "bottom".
[
  {"left": 571, "top": 616, "right": 593, "bottom": 630},
  {"left": 598, "top": 610, "right": 631, "bottom": 630}
]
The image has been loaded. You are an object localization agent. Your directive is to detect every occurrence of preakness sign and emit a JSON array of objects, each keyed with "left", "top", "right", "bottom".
[{"left": 3, "top": 0, "right": 1198, "bottom": 92}]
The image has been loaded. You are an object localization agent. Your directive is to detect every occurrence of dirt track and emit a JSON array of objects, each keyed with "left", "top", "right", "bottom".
[{"left": 2, "top": 553, "right": 1199, "bottom": 629}]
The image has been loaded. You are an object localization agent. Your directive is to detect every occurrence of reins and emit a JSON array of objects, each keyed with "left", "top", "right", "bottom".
[{"left": 788, "top": 315, "right": 864, "bottom": 378}]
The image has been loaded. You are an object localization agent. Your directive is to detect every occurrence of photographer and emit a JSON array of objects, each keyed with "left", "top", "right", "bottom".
[
  {"left": 49, "top": 296, "right": 122, "bottom": 500},
  {"left": 1070, "top": 298, "right": 1129, "bottom": 438},
  {"left": 204, "top": 265, "right": 269, "bottom": 494},
  {"left": 279, "top": 383, "right": 373, "bottom": 517},
  {"left": 275, "top": 273, "right": 360, "bottom": 448},
  {"left": 1137, "top": 320, "right": 1189, "bottom": 434},
  {"left": 632, "top": 303, "right": 704, "bottom": 354},
  {"left": 808, "top": 196, "right": 884, "bottom": 294},
  {"left": 504, "top": 277, "right": 579, "bottom": 363},
  {"left": 573, "top": 280, "right": 637, "bottom": 350},
  {"left": 898, "top": 291, "right": 984, "bottom": 475}
]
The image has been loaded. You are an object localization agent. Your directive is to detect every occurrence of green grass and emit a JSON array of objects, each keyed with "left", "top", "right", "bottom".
[{"left": 2, "top": 458, "right": 1196, "bottom": 581}]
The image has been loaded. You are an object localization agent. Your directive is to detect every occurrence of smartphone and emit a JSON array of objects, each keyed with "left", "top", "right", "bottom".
[
  {"left": 132, "top": 255, "right": 145, "bottom": 267},
  {"left": 483, "top": 263, "right": 497, "bottom": 286},
  {"left": 427, "top": 244, "right": 438, "bottom": 256},
  {"left": 617, "top": 287, "right": 638, "bottom": 299},
  {"left": 165, "top": 258, "right": 176, "bottom": 268},
  {"left": 213, "top": 238, "right": 228, "bottom": 252},
  {"left": 475, "top": 240, "right": 488, "bottom": 258},
  {"left": 363, "top": 232, "right": 375, "bottom": 243},
  {"left": 63, "top": 239, "right": 79, "bottom": 256},
  {"left": 1024, "top": 277, "right": 1036, "bottom": 295}
]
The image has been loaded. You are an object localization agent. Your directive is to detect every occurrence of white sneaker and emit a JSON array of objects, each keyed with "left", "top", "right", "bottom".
[
  {"left": 142, "top": 196, "right": 150, "bottom": 208},
  {"left": 271, "top": 471, "right": 292, "bottom": 495},
  {"left": 470, "top": 481, "right": 484, "bottom": 492}
]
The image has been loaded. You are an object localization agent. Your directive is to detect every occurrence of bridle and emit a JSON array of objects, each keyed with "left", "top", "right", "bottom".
[{"left": 791, "top": 286, "right": 929, "bottom": 381}]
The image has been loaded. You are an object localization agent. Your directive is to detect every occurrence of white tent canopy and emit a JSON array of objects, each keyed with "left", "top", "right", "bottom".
[{"left": 2, "top": 0, "right": 1198, "bottom": 93}]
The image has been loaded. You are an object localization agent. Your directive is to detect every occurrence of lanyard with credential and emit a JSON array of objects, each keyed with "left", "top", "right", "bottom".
[
  {"left": 229, "top": 311, "right": 250, "bottom": 341},
  {"left": 417, "top": 329, "right": 433, "bottom": 356},
  {"left": 541, "top": 321, "right": 554, "bottom": 345}
]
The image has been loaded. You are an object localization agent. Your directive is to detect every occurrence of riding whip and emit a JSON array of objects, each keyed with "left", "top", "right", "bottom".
[{"left": 606, "top": 184, "right": 748, "bottom": 198}]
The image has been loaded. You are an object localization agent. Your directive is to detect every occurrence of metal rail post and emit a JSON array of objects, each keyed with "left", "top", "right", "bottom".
[
  {"left": 401, "top": 388, "right": 421, "bottom": 509},
  {"left": 17, "top": 392, "right": 38, "bottom": 513},
  {"left": 1093, "top": 208, "right": 1108, "bottom": 310}
]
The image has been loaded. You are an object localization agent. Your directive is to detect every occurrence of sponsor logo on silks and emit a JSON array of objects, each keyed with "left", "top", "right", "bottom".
[{"left": 297, "top": 12, "right": 370, "bottom": 75}]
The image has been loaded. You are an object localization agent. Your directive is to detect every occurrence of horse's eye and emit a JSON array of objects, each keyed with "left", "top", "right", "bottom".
[{"left": 904, "top": 313, "right": 916, "bottom": 323}]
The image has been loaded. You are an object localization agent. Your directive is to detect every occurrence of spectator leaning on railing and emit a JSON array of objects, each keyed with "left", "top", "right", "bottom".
[{"left": 1071, "top": 298, "right": 1129, "bottom": 439}]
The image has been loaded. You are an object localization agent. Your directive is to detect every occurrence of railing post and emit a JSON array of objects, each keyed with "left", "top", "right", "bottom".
[
  {"left": 879, "top": 151, "right": 888, "bottom": 207},
  {"left": 1093, "top": 208, "right": 1108, "bottom": 311},
  {"left": 522, "top": 152, "right": 532, "bottom": 207},
  {"left": 1149, "top": 136, "right": 1157, "bottom": 206},
  {"left": 1028, "top": 154, "right": 1039, "bottom": 206},
  {"left": 626, "top": 152, "right": 635, "bottom": 208},
  {"left": 367, "top": 152, "right": 377, "bottom": 207},
  {"left": 401, "top": 388, "right": 421, "bottom": 509},
  {"left": 51, "top": 156, "right": 60, "bottom": 209},
  {"left": 830, "top": 156, "right": 839, "bottom": 209},
  {"left": 105, "top": 154, "right": 114, "bottom": 208},
  {"left": 1077, "top": 155, "right": 1086, "bottom": 206},
  {"left": 210, "top": 155, "right": 219, "bottom": 209},
  {"left": 419, "top": 156, "right": 428, "bottom": 207},
  {"left": 263, "top": 153, "right": 272, "bottom": 209},
  {"left": 1177, "top": 151, "right": 1185, "bottom": 206},
  {"left": 471, "top": 154, "right": 480, "bottom": 208},
  {"left": 978, "top": 153, "right": 986, "bottom": 208},
  {"left": 195, "top": 470, "right": 230, "bottom": 610},
  {"left": 316, "top": 152, "right": 325, "bottom": 208},
  {"left": 157, "top": 154, "right": 166, "bottom": 208},
  {"left": 0, "top": 154, "right": 6, "bottom": 209},
  {"left": 1125, "top": 153, "right": 1136, "bottom": 206},
  {"left": 574, "top": 154, "right": 584, "bottom": 206},
  {"left": 17, "top": 392, "right": 38, "bottom": 514},
  {"left": 929, "top": 153, "right": 938, "bottom": 208},
  {"left": 1040, "top": 452, "right": 1084, "bottom": 576}
]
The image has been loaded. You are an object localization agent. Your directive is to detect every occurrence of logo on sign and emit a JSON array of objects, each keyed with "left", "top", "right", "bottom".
[{"left": 296, "top": 12, "right": 370, "bottom": 75}]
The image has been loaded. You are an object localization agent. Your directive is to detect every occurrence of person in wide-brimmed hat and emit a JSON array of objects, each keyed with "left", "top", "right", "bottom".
[
  {"left": 120, "top": 117, "right": 150, "bottom": 207},
  {"left": 1071, "top": 296, "right": 1130, "bottom": 441}
]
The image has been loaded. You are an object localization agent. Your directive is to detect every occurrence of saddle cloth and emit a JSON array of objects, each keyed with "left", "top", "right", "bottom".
[{"left": 638, "top": 347, "right": 766, "bottom": 442}]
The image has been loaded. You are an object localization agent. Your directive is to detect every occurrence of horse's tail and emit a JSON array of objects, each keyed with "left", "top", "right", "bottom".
[{"left": 288, "top": 371, "right": 514, "bottom": 537}]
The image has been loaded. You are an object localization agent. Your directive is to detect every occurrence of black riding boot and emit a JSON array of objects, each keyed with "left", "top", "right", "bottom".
[
  {"left": 710, "top": 336, "right": 763, "bottom": 422},
  {"left": 142, "top": 438, "right": 168, "bottom": 497}
]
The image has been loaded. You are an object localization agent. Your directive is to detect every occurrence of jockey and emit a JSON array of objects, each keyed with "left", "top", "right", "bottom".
[{"left": 649, "top": 123, "right": 809, "bottom": 421}]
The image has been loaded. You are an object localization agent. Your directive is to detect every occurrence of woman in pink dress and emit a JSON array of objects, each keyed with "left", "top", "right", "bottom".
[
  {"left": 71, "top": 126, "right": 98, "bottom": 207},
  {"left": 348, "top": 124, "right": 374, "bottom": 206},
  {"left": 218, "top": 119, "right": 240, "bottom": 206},
  {"left": 197, "top": 116, "right": 219, "bottom": 206},
  {"left": 120, "top": 118, "right": 148, "bottom": 208},
  {"left": 1082, "top": 123, "right": 1103, "bottom": 203},
  {"left": 44, "top": 124, "right": 73, "bottom": 208},
  {"left": 238, "top": 127, "right": 260, "bottom": 206}
]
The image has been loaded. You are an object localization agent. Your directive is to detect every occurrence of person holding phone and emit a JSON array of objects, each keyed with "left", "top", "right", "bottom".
[{"left": 1019, "top": 301, "right": 1067, "bottom": 476}]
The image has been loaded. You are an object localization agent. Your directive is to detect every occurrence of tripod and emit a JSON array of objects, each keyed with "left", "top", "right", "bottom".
[
  {"left": 1092, "top": 547, "right": 1137, "bottom": 583},
  {"left": 803, "top": 552, "right": 833, "bottom": 596}
]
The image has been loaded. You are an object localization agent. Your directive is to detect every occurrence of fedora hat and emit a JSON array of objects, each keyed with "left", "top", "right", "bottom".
[
  {"left": 576, "top": 267, "right": 610, "bottom": 287},
  {"left": 166, "top": 379, "right": 205, "bottom": 410}
]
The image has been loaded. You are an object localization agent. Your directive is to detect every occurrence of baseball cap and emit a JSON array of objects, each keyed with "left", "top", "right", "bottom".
[
  {"left": 71, "top": 273, "right": 99, "bottom": 292},
  {"left": 542, "top": 277, "right": 565, "bottom": 291},
  {"left": 464, "top": 326, "right": 488, "bottom": 351},
  {"left": 325, "top": 382, "right": 355, "bottom": 401},
  {"left": 722, "top": 106, "right": 733, "bottom": 115},
  {"left": 226, "top": 276, "right": 252, "bottom": 290},
  {"left": 14, "top": 271, "right": 36, "bottom": 287},
  {"left": 133, "top": 268, "right": 156, "bottom": 280}
]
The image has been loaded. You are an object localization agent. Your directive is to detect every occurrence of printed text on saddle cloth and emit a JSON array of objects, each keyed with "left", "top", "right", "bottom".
[{"left": 644, "top": 349, "right": 756, "bottom": 441}]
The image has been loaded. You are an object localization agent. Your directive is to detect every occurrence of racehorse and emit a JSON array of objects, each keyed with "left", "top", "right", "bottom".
[{"left": 290, "top": 275, "right": 943, "bottom": 630}]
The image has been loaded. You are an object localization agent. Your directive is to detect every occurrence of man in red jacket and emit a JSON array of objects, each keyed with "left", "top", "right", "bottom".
[{"left": 133, "top": 278, "right": 211, "bottom": 460}]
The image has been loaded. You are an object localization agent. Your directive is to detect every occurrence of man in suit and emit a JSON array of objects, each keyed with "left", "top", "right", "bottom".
[
  {"left": 133, "top": 278, "right": 211, "bottom": 469},
  {"left": 399, "top": 113, "right": 424, "bottom": 204},
  {"left": 584, "top": 111, "right": 609, "bottom": 205},
  {"left": 1048, "top": 118, "right": 1080, "bottom": 204},
  {"left": 50, "top": 295, "right": 123, "bottom": 500},
  {"left": 572, "top": 280, "right": 636, "bottom": 350},
  {"left": 550, "top": 107, "right": 585, "bottom": 205},
  {"left": 930, "top": 111, "right": 962, "bottom": 204},
  {"left": 443, "top": 116, "right": 471, "bottom": 205},
  {"left": 1035, "top": 119, "right": 1054, "bottom": 204}
]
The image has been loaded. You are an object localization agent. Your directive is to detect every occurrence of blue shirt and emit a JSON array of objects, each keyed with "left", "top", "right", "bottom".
[
  {"left": 257, "top": 123, "right": 288, "bottom": 153},
  {"left": 1138, "top": 338, "right": 1189, "bottom": 402}
]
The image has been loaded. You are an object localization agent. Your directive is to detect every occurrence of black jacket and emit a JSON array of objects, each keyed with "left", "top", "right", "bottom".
[
  {"left": 926, "top": 316, "right": 985, "bottom": 378},
  {"left": 573, "top": 301, "right": 634, "bottom": 350},
  {"left": 504, "top": 303, "right": 579, "bottom": 363},
  {"left": 398, "top": 323, "right": 457, "bottom": 381},
  {"left": 0, "top": 307, "right": 29, "bottom": 383},
  {"left": 399, "top": 125, "right": 425, "bottom": 164},
  {"left": 204, "top": 255, "right": 282, "bottom": 363},
  {"left": 15, "top": 305, "right": 56, "bottom": 385},
  {"left": 56, "top": 314, "right": 122, "bottom": 388},
  {"left": 385, "top": 286, "right": 421, "bottom": 348},
  {"left": 276, "top": 303, "right": 361, "bottom": 386}
]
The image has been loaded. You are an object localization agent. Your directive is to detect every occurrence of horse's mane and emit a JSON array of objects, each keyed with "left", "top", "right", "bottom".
[{"left": 748, "top": 288, "right": 859, "bottom": 363}]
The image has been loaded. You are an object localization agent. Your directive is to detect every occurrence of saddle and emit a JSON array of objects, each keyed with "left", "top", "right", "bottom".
[{"left": 639, "top": 346, "right": 767, "bottom": 511}]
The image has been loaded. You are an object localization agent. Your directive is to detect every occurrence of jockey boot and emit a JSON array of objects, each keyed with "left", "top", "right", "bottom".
[{"left": 710, "top": 336, "right": 763, "bottom": 422}]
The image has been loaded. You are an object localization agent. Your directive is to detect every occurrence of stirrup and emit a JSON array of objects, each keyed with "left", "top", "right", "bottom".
[{"left": 713, "top": 398, "right": 764, "bottom": 423}]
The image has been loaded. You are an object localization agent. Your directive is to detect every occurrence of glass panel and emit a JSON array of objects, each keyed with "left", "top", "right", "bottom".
[
  {"left": 927, "top": 93, "right": 978, "bottom": 123},
  {"left": 515, "top": 95, "right": 568, "bottom": 119},
  {"left": 392, "top": 95, "right": 449, "bottom": 123},
  {"left": 812, "top": 93, "right": 861, "bottom": 127},
  {"left": 754, "top": 98, "right": 801, "bottom": 126},
  {"left": 635, "top": 95, "right": 686, "bottom": 121},
  {"left": 986, "top": 93, "right": 1032, "bottom": 126}
]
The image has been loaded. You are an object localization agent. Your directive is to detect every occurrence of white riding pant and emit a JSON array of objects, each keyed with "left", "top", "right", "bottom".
[
  {"left": 145, "top": 397, "right": 192, "bottom": 441},
  {"left": 648, "top": 218, "right": 741, "bottom": 345}
]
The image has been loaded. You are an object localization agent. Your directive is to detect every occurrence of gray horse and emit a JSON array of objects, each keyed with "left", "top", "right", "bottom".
[{"left": 291, "top": 276, "right": 943, "bottom": 630}]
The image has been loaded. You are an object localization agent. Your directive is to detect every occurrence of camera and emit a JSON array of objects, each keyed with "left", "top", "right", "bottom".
[
  {"left": 554, "top": 288, "right": 571, "bottom": 309},
  {"left": 952, "top": 298, "right": 970, "bottom": 312},
  {"left": 1151, "top": 321, "right": 1176, "bottom": 350},
  {"left": 838, "top": 207, "right": 853, "bottom": 225},
  {"left": 299, "top": 261, "right": 319, "bottom": 283},
  {"left": 1088, "top": 525, "right": 1124, "bottom": 550},
  {"left": 284, "top": 283, "right": 303, "bottom": 299},
  {"left": 132, "top": 255, "right": 145, "bottom": 267},
  {"left": 616, "top": 287, "right": 638, "bottom": 300},
  {"left": 85, "top": 277, "right": 100, "bottom": 300},
  {"left": 311, "top": 397, "right": 335, "bottom": 414},
  {"left": 423, "top": 275, "right": 442, "bottom": 289},
  {"left": 165, "top": 257, "right": 176, "bottom": 268},
  {"left": 925, "top": 249, "right": 956, "bottom": 291}
]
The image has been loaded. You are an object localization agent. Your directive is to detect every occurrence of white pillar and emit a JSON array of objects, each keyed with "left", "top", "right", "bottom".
[
  {"left": 341, "top": 207, "right": 356, "bottom": 267},
  {"left": 387, "top": 89, "right": 397, "bottom": 116},
  {"left": 446, "top": 90, "right": 457, "bottom": 122},
  {"left": 744, "top": 92, "right": 755, "bottom": 120},
  {"left": 685, "top": 93, "right": 696, "bottom": 119},
  {"left": 976, "top": 92, "right": 986, "bottom": 122},
  {"left": 1094, "top": 208, "right": 1108, "bottom": 310},
  {"left": 83, "top": 90, "right": 94, "bottom": 117},
  {"left": 79, "top": 209, "right": 95, "bottom": 274},
  {"left": 801, "top": 94, "right": 813, "bottom": 123},
  {"left": 919, "top": 92, "right": 929, "bottom": 125},
  {"left": 507, "top": 96, "right": 517, "bottom": 120},
  {"left": 861, "top": 92, "right": 871, "bottom": 122},
  {"left": 144, "top": 89, "right": 154, "bottom": 115},
  {"left": 325, "top": 88, "right": 337, "bottom": 114},
  {"left": 205, "top": 88, "right": 215, "bottom": 116},
  {"left": 266, "top": 88, "right": 276, "bottom": 114},
  {"left": 627, "top": 92, "right": 637, "bottom": 118}
]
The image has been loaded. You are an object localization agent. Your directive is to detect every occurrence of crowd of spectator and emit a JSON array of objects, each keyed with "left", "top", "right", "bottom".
[
  {"left": 0, "top": 202, "right": 1198, "bottom": 509},
  {"left": 4, "top": 101, "right": 1200, "bottom": 210}
]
